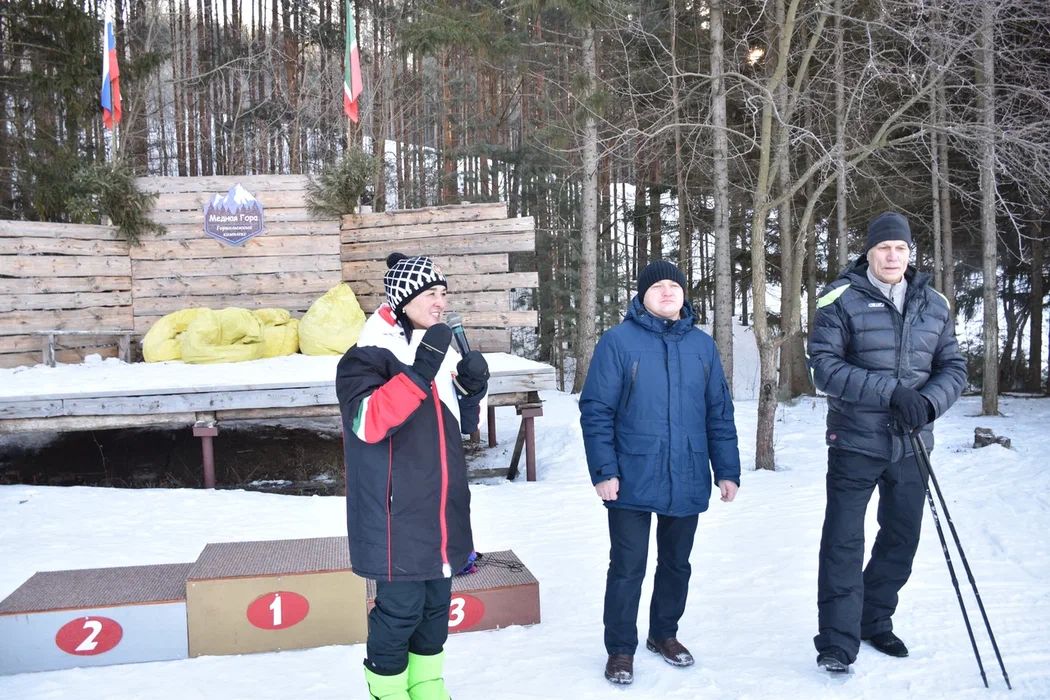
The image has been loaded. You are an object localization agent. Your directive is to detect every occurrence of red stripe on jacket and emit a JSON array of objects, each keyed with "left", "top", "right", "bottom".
[
  {"left": 432, "top": 381, "right": 450, "bottom": 573},
  {"left": 362, "top": 372, "right": 427, "bottom": 443}
]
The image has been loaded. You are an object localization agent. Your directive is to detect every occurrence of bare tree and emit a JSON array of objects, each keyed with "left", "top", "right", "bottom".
[
  {"left": 711, "top": 0, "right": 733, "bottom": 388},
  {"left": 977, "top": 0, "right": 999, "bottom": 415}
]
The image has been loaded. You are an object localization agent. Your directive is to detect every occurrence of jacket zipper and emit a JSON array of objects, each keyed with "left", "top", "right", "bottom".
[
  {"left": 386, "top": 437, "right": 393, "bottom": 580},
  {"left": 624, "top": 360, "right": 639, "bottom": 406}
]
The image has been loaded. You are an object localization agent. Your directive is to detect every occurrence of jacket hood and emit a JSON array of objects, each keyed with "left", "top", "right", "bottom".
[{"left": 625, "top": 294, "right": 698, "bottom": 337}]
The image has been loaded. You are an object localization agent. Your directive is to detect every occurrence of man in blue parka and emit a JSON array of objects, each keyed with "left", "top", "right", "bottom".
[
  {"left": 580, "top": 260, "right": 741, "bottom": 686},
  {"left": 808, "top": 212, "right": 966, "bottom": 674}
]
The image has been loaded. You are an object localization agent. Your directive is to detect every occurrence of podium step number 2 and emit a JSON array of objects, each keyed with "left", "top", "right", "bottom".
[{"left": 0, "top": 563, "right": 193, "bottom": 675}]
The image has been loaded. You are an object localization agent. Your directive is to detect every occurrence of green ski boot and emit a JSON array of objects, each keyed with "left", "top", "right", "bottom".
[
  {"left": 364, "top": 666, "right": 411, "bottom": 700},
  {"left": 406, "top": 651, "right": 451, "bottom": 700}
]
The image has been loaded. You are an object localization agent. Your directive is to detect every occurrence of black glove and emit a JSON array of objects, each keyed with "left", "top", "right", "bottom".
[
  {"left": 890, "top": 384, "right": 931, "bottom": 430},
  {"left": 410, "top": 323, "right": 452, "bottom": 385},
  {"left": 455, "top": 350, "right": 490, "bottom": 395}
]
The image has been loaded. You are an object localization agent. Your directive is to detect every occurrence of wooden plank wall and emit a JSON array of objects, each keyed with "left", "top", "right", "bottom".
[
  {"left": 0, "top": 220, "right": 133, "bottom": 368},
  {"left": 1, "top": 182, "right": 538, "bottom": 367},
  {"left": 131, "top": 175, "right": 342, "bottom": 335},
  {"left": 341, "top": 203, "right": 539, "bottom": 352}
]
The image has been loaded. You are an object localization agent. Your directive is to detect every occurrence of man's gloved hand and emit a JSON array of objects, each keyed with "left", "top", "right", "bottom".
[
  {"left": 455, "top": 350, "right": 489, "bottom": 395},
  {"left": 411, "top": 323, "right": 452, "bottom": 385},
  {"left": 891, "top": 384, "right": 931, "bottom": 430}
]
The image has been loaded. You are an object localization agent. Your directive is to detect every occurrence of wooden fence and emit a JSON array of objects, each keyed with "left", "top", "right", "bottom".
[
  {"left": 341, "top": 203, "right": 538, "bottom": 352},
  {"left": 0, "top": 221, "right": 133, "bottom": 368},
  {"left": 0, "top": 176, "right": 537, "bottom": 367},
  {"left": 130, "top": 175, "right": 342, "bottom": 336}
]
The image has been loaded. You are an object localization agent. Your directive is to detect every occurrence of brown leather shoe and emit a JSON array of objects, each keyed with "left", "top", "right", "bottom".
[
  {"left": 604, "top": 654, "right": 634, "bottom": 684},
  {"left": 646, "top": 637, "right": 694, "bottom": 667}
]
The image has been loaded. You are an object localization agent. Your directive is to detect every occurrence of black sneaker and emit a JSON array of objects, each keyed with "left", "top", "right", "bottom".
[
  {"left": 816, "top": 647, "right": 851, "bottom": 673},
  {"left": 863, "top": 631, "right": 909, "bottom": 657}
]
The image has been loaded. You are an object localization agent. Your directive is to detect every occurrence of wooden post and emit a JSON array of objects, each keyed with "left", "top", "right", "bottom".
[
  {"left": 506, "top": 402, "right": 543, "bottom": 482},
  {"left": 118, "top": 333, "right": 131, "bottom": 363},
  {"left": 487, "top": 405, "right": 497, "bottom": 447},
  {"left": 193, "top": 420, "right": 219, "bottom": 488},
  {"left": 43, "top": 333, "right": 56, "bottom": 367}
]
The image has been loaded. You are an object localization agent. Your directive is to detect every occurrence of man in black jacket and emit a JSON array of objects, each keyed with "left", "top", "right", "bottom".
[{"left": 808, "top": 212, "right": 967, "bottom": 673}]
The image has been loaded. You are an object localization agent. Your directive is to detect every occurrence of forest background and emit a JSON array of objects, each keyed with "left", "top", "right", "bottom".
[{"left": 2, "top": 0, "right": 1049, "bottom": 469}]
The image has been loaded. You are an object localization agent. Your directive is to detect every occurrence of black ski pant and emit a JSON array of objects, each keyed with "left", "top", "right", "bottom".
[
  {"left": 365, "top": 577, "right": 452, "bottom": 675},
  {"left": 815, "top": 447, "right": 926, "bottom": 663},
  {"left": 603, "top": 507, "right": 699, "bottom": 655}
]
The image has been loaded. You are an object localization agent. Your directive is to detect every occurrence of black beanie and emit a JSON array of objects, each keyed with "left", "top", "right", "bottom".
[
  {"left": 637, "top": 260, "right": 687, "bottom": 299},
  {"left": 383, "top": 253, "right": 447, "bottom": 315},
  {"left": 866, "top": 212, "right": 913, "bottom": 252}
]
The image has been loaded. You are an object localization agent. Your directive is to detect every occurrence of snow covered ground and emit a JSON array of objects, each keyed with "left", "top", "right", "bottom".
[{"left": 2, "top": 392, "right": 1048, "bottom": 699}]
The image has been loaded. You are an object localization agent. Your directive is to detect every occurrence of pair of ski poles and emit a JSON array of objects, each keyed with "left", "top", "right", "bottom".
[{"left": 908, "top": 429, "right": 1011, "bottom": 690}]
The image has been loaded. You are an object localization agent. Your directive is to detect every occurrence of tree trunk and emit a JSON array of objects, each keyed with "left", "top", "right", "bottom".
[
  {"left": 834, "top": 0, "right": 849, "bottom": 271},
  {"left": 937, "top": 64, "right": 956, "bottom": 315},
  {"left": 572, "top": 22, "right": 599, "bottom": 393},
  {"left": 977, "top": 1, "right": 999, "bottom": 415},
  {"left": 930, "top": 93, "right": 943, "bottom": 292},
  {"left": 711, "top": 0, "right": 733, "bottom": 390},
  {"left": 1029, "top": 219, "right": 1044, "bottom": 392},
  {"left": 750, "top": 0, "right": 810, "bottom": 469}
]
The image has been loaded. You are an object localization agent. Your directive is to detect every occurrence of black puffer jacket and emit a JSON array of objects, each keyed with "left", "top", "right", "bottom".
[{"left": 808, "top": 258, "right": 967, "bottom": 462}]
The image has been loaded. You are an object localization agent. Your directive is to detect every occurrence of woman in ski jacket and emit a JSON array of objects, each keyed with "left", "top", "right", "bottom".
[{"left": 337, "top": 253, "right": 488, "bottom": 700}]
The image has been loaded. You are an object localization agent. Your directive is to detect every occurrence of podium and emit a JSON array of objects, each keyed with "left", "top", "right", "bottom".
[
  {"left": 0, "top": 563, "right": 192, "bottom": 675},
  {"left": 185, "top": 536, "right": 368, "bottom": 657},
  {"left": 366, "top": 550, "right": 540, "bottom": 634}
]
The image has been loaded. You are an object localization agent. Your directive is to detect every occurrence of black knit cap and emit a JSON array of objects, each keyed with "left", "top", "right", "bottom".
[
  {"left": 637, "top": 260, "right": 687, "bottom": 299},
  {"left": 866, "top": 212, "right": 913, "bottom": 253},
  {"left": 383, "top": 253, "right": 447, "bottom": 316}
]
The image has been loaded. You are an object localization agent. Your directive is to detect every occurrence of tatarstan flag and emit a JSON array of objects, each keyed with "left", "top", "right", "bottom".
[
  {"left": 343, "top": 0, "right": 362, "bottom": 122},
  {"left": 100, "top": 2, "right": 122, "bottom": 130}
]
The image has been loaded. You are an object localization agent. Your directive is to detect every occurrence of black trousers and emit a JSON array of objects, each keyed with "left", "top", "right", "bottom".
[
  {"left": 603, "top": 507, "right": 699, "bottom": 655},
  {"left": 815, "top": 448, "right": 926, "bottom": 662},
  {"left": 365, "top": 577, "right": 452, "bottom": 675}
]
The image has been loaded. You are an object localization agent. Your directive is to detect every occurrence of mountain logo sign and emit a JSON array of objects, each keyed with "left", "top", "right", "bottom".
[{"left": 203, "top": 184, "right": 266, "bottom": 245}]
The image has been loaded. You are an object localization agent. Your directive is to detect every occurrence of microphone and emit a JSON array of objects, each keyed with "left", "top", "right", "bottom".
[{"left": 445, "top": 311, "right": 471, "bottom": 355}]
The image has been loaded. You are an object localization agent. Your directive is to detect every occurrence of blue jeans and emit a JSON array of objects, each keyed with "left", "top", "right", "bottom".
[{"left": 603, "top": 507, "right": 699, "bottom": 655}]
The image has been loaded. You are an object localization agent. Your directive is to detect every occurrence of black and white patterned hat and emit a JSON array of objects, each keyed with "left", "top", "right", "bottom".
[{"left": 383, "top": 253, "right": 447, "bottom": 315}]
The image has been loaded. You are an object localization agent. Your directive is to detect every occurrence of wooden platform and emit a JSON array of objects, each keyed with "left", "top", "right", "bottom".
[
  {"left": 0, "top": 353, "right": 555, "bottom": 432},
  {"left": 366, "top": 550, "right": 540, "bottom": 634},
  {"left": 0, "top": 352, "right": 556, "bottom": 484},
  {"left": 0, "top": 563, "right": 193, "bottom": 675}
]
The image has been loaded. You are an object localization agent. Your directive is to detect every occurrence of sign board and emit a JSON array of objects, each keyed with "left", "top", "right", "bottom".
[{"left": 203, "top": 184, "right": 265, "bottom": 245}]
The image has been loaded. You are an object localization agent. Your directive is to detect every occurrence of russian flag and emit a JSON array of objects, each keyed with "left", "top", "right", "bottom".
[{"left": 101, "top": 6, "right": 122, "bottom": 130}]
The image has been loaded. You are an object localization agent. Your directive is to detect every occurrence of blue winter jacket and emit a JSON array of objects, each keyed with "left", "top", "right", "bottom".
[{"left": 579, "top": 297, "right": 741, "bottom": 517}]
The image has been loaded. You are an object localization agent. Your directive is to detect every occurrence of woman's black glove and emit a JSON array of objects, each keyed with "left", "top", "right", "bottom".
[
  {"left": 890, "top": 384, "right": 931, "bottom": 430},
  {"left": 410, "top": 323, "right": 452, "bottom": 385},
  {"left": 455, "top": 350, "right": 489, "bottom": 395}
]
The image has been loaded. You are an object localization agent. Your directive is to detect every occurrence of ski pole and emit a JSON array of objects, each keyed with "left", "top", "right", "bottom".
[
  {"left": 908, "top": 430, "right": 988, "bottom": 687},
  {"left": 910, "top": 431, "right": 1012, "bottom": 690}
]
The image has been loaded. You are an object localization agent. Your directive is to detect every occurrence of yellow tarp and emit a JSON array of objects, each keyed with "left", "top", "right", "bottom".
[
  {"left": 298, "top": 283, "right": 366, "bottom": 355},
  {"left": 253, "top": 308, "right": 300, "bottom": 358},
  {"left": 141, "top": 308, "right": 209, "bottom": 362},
  {"left": 180, "top": 307, "right": 265, "bottom": 364}
]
